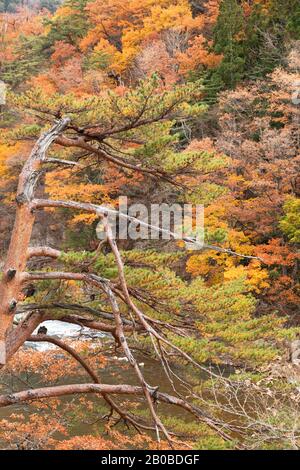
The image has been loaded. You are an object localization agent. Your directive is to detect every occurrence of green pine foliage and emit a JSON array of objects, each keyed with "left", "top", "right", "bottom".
[
  {"left": 1, "top": 35, "right": 47, "bottom": 87},
  {"left": 47, "top": 248, "right": 295, "bottom": 367},
  {"left": 43, "top": 0, "right": 90, "bottom": 46},
  {"left": 204, "top": 0, "right": 300, "bottom": 96}
]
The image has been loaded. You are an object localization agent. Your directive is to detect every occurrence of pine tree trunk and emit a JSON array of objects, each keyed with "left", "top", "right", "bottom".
[{"left": 0, "top": 118, "right": 69, "bottom": 364}]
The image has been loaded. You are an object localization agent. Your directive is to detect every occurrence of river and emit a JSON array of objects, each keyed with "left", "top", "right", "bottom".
[{"left": 0, "top": 320, "right": 196, "bottom": 449}]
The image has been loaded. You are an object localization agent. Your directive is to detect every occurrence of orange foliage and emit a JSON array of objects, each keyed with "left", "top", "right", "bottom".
[
  {"left": 51, "top": 41, "right": 78, "bottom": 66},
  {"left": 0, "top": 414, "right": 67, "bottom": 450},
  {"left": 177, "top": 35, "right": 222, "bottom": 74},
  {"left": 57, "top": 435, "right": 117, "bottom": 450}
]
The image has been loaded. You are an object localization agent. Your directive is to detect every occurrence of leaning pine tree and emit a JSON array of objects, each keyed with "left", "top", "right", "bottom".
[{"left": 0, "top": 78, "right": 297, "bottom": 449}]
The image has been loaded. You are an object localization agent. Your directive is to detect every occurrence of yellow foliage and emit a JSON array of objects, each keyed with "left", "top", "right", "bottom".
[
  {"left": 30, "top": 75, "right": 58, "bottom": 95},
  {"left": 245, "top": 261, "right": 270, "bottom": 294},
  {"left": 0, "top": 142, "right": 26, "bottom": 191},
  {"left": 143, "top": 2, "right": 194, "bottom": 34},
  {"left": 223, "top": 262, "right": 269, "bottom": 294},
  {"left": 79, "top": 29, "right": 100, "bottom": 51},
  {"left": 0, "top": 144, "right": 10, "bottom": 178},
  {"left": 52, "top": 6, "right": 77, "bottom": 20},
  {"left": 70, "top": 213, "right": 98, "bottom": 225},
  {"left": 45, "top": 169, "right": 106, "bottom": 202}
]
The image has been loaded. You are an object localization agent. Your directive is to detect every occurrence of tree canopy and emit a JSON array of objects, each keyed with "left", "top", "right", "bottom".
[{"left": 0, "top": 0, "right": 299, "bottom": 451}]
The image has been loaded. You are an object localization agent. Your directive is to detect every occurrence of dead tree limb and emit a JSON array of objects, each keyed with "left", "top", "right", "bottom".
[
  {"left": 100, "top": 277, "right": 173, "bottom": 445},
  {"left": 28, "top": 334, "right": 100, "bottom": 382},
  {"left": 26, "top": 247, "right": 61, "bottom": 260},
  {"left": 32, "top": 198, "right": 263, "bottom": 261},
  {"left": 28, "top": 334, "right": 165, "bottom": 435},
  {"left": 0, "top": 382, "right": 236, "bottom": 444}
]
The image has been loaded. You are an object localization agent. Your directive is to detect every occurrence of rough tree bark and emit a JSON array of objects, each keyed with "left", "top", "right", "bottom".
[{"left": 0, "top": 118, "right": 70, "bottom": 364}]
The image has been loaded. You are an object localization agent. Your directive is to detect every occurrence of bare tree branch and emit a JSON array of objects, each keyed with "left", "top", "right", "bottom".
[
  {"left": 32, "top": 198, "right": 263, "bottom": 261},
  {"left": 55, "top": 136, "right": 177, "bottom": 184},
  {"left": 27, "top": 247, "right": 61, "bottom": 260},
  {"left": 17, "top": 302, "right": 135, "bottom": 326},
  {"left": 44, "top": 158, "right": 82, "bottom": 167},
  {"left": 100, "top": 276, "right": 173, "bottom": 445},
  {"left": 0, "top": 382, "right": 237, "bottom": 444},
  {"left": 28, "top": 334, "right": 100, "bottom": 382}
]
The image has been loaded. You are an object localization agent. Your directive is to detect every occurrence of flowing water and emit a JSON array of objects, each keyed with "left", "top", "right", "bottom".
[{"left": 0, "top": 321, "right": 199, "bottom": 448}]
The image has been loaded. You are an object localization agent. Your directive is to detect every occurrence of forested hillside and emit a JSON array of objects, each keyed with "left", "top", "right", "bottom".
[{"left": 0, "top": 0, "right": 299, "bottom": 451}]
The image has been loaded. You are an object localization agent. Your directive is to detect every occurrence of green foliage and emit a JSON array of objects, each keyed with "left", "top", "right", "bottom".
[
  {"left": 58, "top": 248, "right": 289, "bottom": 367},
  {"left": 164, "top": 150, "right": 228, "bottom": 174},
  {"left": 187, "top": 277, "right": 284, "bottom": 365},
  {"left": 195, "top": 436, "right": 236, "bottom": 450},
  {"left": 280, "top": 197, "right": 300, "bottom": 243},
  {"left": 64, "top": 224, "right": 97, "bottom": 250},
  {"left": 270, "top": 0, "right": 300, "bottom": 38},
  {"left": 43, "top": 0, "right": 90, "bottom": 46},
  {"left": 4, "top": 122, "right": 42, "bottom": 142},
  {"left": 0, "top": 0, "right": 62, "bottom": 13},
  {"left": 212, "top": 0, "right": 246, "bottom": 90},
  {"left": 1, "top": 0, "right": 300, "bottom": 451},
  {"left": 189, "top": 183, "right": 227, "bottom": 206},
  {"left": 0, "top": 0, "right": 22, "bottom": 12},
  {"left": 11, "top": 76, "right": 203, "bottom": 129},
  {"left": 39, "top": 0, "right": 62, "bottom": 13},
  {"left": 1, "top": 35, "right": 47, "bottom": 87},
  {"left": 84, "top": 49, "right": 113, "bottom": 71}
]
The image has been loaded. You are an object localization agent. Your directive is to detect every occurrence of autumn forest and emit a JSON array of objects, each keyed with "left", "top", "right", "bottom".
[{"left": 0, "top": 0, "right": 299, "bottom": 452}]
